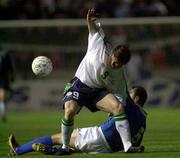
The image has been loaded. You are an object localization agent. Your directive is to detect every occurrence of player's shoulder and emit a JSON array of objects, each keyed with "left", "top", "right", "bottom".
[{"left": 125, "top": 96, "right": 147, "bottom": 118}]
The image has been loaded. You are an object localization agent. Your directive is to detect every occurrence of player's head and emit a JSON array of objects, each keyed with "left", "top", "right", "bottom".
[
  {"left": 129, "top": 86, "right": 148, "bottom": 107},
  {"left": 109, "top": 45, "right": 131, "bottom": 69}
]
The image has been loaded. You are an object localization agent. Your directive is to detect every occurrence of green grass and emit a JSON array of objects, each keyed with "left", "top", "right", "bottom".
[{"left": 1, "top": 108, "right": 180, "bottom": 158}]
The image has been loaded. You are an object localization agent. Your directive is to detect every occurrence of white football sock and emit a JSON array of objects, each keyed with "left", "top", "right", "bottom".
[
  {"left": 61, "top": 119, "right": 74, "bottom": 150},
  {"left": 114, "top": 114, "right": 132, "bottom": 152}
]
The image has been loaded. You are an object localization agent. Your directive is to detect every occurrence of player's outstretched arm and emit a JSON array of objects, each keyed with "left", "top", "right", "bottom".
[{"left": 87, "top": 8, "right": 99, "bottom": 35}]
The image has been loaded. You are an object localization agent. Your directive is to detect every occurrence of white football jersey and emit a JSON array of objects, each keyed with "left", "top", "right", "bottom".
[
  {"left": 75, "top": 23, "right": 129, "bottom": 101},
  {"left": 103, "top": 67, "right": 129, "bottom": 104},
  {"left": 75, "top": 25, "right": 109, "bottom": 88}
]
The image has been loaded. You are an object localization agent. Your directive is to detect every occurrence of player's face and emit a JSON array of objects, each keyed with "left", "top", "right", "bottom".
[
  {"left": 110, "top": 54, "right": 122, "bottom": 69},
  {"left": 129, "top": 89, "right": 135, "bottom": 101},
  {"left": 129, "top": 88, "right": 139, "bottom": 105}
]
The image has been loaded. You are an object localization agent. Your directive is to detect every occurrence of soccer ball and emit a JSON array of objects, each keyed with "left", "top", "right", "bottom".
[{"left": 32, "top": 56, "right": 53, "bottom": 77}]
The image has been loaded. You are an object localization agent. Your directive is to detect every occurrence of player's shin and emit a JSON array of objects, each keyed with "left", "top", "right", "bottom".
[
  {"left": 114, "top": 113, "right": 132, "bottom": 152},
  {"left": 61, "top": 118, "right": 74, "bottom": 150},
  {"left": 14, "top": 136, "right": 52, "bottom": 155}
]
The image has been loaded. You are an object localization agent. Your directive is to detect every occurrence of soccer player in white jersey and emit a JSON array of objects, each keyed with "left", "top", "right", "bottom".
[
  {"left": 8, "top": 86, "right": 148, "bottom": 156},
  {"left": 58, "top": 8, "right": 142, "bottom": 155}
]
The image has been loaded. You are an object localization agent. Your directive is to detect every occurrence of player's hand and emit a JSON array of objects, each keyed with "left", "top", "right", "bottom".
[{"left": 87, "top": 8, "right": 99, "bottom": 22}]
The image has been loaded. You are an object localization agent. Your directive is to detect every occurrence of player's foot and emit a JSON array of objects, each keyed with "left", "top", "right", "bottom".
[
  {"left": 53, "top": 147, "right": 71, "bottom": 156},
  {"left": 32, "top": 143, "right": 58, "bottom": 155},
  {"left": 126, "top": 145, "right": 145, "bottom": 153},
  {"left": 8, "top": 135, "right": 19, "bottom": 156}
]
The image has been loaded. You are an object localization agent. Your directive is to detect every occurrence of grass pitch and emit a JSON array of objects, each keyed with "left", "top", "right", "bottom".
[{"left": 1, "top": 108, "right": 180, "bottom": 158}]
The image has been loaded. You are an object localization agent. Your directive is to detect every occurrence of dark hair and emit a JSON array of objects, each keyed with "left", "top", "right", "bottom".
[
  {"left": 132, "top": 86, "right": 148, "bottom": 107},
  {"left": 113, "top": 45, "right": 131, "bottom": 65}
]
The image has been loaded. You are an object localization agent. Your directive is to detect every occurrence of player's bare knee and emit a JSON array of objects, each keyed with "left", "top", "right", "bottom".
[
  {"left": 64, "top": 100, "right": 79, "bottom": 120},
  {"left": 51, "top": 133, "right": 61, "bottom": 145}
]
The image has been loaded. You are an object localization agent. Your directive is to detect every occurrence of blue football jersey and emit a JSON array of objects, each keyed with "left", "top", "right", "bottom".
[{"left": 100, "top": 95, "right": 147, "bottom": 152}]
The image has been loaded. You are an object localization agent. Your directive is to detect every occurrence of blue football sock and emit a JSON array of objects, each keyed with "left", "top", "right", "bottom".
[{"left": 16, "top": 136, "right": 52, "bottom": 155}]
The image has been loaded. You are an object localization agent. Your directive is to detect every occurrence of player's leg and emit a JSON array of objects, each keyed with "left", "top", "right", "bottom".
[
  {"left": 32, "top": 133, "right": 64, "bottom": 155},
  {"left": 33, "top": 130, "right": 78, "bottom": 155},
  {"left": 96, "top": 93, "right": 132, "bottom": 152},
  {"left": 16, "top": 133, "right": 62, "bottom": 155},
  {"left": 51, "top": 130, "right": 78, "bottom": 149},
  {"left": 51, "top": 126, "right": 110, "bottom": 156},
  {"left": 8, "top": 134, "right": 53, "bottom": 156},
  {"left": 61, "top": 100, "right": 81, "bottom": 152},
  {"left": 51, "top": 130, "right": 77, "bottom": 148},
  {"left": 69, "top": 127, "right": 110, "bottom": 154},
  {"left": 0, "top": 88, "right": 6, "bottom": 122}
]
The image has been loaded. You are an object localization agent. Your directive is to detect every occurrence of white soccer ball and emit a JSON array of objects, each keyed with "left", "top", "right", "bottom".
[{"left": 32, "top": 56, "right": 53, "bottom": 77}]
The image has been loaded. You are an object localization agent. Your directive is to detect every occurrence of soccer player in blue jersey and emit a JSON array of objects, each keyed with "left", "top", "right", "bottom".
[{"left": 8, "top": 86, "right": 147, "bottom": 156}]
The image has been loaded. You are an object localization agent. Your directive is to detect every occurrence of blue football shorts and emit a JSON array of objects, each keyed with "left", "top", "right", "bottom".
[{"left": 62, "top": 77, "right": 109, "bottom": 112}]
